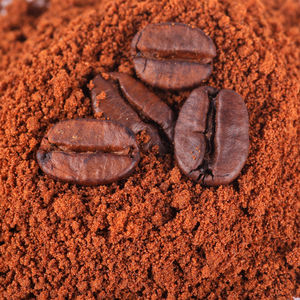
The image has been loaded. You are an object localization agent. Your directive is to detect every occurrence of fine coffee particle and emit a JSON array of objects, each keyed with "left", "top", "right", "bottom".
[{"left": 0, "top": 0, "right": 299, "bottom": 299}]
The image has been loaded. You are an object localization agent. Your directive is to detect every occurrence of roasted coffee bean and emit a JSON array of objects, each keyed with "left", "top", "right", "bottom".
[
  {"left": 110, "top": 72, "right": 175, "bottom": 141},
  {"left": 91, "top": 73, "right": 174, "bottom": 153},
  {"left": 131, "top": 23, "right": 216, "bottom": 90},
  {"left": 91, "top": 74, "right": 164, "bottom": 153},
  {"left": 174, "top": 87, "right": 249, "bottom": 186},
  {"left": 37, "top": 119, "right": 140, "bottom": 185}
]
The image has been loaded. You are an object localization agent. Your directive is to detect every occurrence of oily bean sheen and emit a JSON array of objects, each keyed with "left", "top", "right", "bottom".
[
  {"left": 131, "top": 23, "right": 216, "bottom": 90},
  {"left": 36, "top": 119, "right": 140, "bottom": 185},
  {"left": 110, "top": 72, "right": 175, "bottom": 141},
  {"left": 91, "top": 73, "right": 174, "bottom": 153},
  {"left": 174, "top": 87, "right": 249, "bottom": 186}
]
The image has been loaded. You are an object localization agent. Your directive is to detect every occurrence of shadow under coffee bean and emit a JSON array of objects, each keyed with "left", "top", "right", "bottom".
[
  {"left": 36, "top": 119, "right": 140, "bottom": 185},
  {"left": 174, "top": 86, "right": 249, "bottom": 186},
  {"left": 131, "top": 23, "right": 216, "bottom": 90},
  {"left": 91, "top": 73, "right": 175, "bottom": 153}
]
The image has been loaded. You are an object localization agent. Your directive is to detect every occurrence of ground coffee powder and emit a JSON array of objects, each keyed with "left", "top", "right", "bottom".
[{"left": 0, "top": 0, "right": 299, "bottom": 298}]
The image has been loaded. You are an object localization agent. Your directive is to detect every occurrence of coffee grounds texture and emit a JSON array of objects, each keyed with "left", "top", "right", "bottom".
[{"left": 0, "top": 0, "right": 299, "bottom": 298}]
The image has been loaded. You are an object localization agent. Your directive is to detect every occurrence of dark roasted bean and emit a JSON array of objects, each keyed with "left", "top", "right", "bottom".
[
  {"left": 131, "top": 23, "right": 216, "bottom": 90},
  {"left": 110, "top": 72, "right": 175, "bottom": 142},
  {"left": 37, "top": 119, "right": 140, "bottom": 185},
  {"left": 174, "top": 87, "right": 249, "bottom": 185},
  {"left": 91, "top": 74, "right": 173, "bottom": 153}
]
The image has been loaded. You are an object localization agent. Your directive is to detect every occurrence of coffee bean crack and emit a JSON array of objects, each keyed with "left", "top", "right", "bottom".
[
  {"left": 189, "top": 91, "right": 218, "bottom": 182},
  {"left": 41, "top": 136, "right": 136, "bottom": 157}
]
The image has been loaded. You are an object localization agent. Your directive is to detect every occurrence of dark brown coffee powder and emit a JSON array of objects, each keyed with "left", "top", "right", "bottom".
[{"left": 0, "top": 0, "right": 299, "bottom": 298}]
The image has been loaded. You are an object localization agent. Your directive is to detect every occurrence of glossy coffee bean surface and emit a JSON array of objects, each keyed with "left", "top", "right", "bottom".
[
  {"left": 37, "top": 119, "right": 140, "bottom": 185},
  {"left": 174, "top": 86, "right": 249, "bottom": 185},
  {"left": 91, "top": 73, "right": 175, "bottom": 153},
  {"left": 131, "top": 23, "right": 216, "bottom": 90}
]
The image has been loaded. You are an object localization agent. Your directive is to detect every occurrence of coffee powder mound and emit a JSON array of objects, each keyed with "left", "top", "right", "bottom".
[{"left": 0, "top": 0, "right": 299, "bottom": 298}]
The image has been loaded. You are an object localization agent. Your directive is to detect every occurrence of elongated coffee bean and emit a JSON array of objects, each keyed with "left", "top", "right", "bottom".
[
  {"left": 110, "top": 72, "right": 175, "bottom": 141},
  {"left": 131, "top": 23, "right": 216, "bottom": 90},
  {"left": 91, "top": 74, "right": 173, "bottom": 153},
  {"left": 174, "top": 87, "right": 249, "bottom": 186},
  {"left": 37, "top": 119, "right": 140, "bottom": 185}
]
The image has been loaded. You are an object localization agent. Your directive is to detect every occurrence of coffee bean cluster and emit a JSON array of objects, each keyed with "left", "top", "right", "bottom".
[{"left": 37, "top": 23, "right": 249, "bottom": 186}]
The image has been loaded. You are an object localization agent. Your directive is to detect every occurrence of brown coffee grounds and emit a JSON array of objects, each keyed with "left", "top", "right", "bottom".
[{"left": 0, "top": 0, "right": 299, "bottom": 298}]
